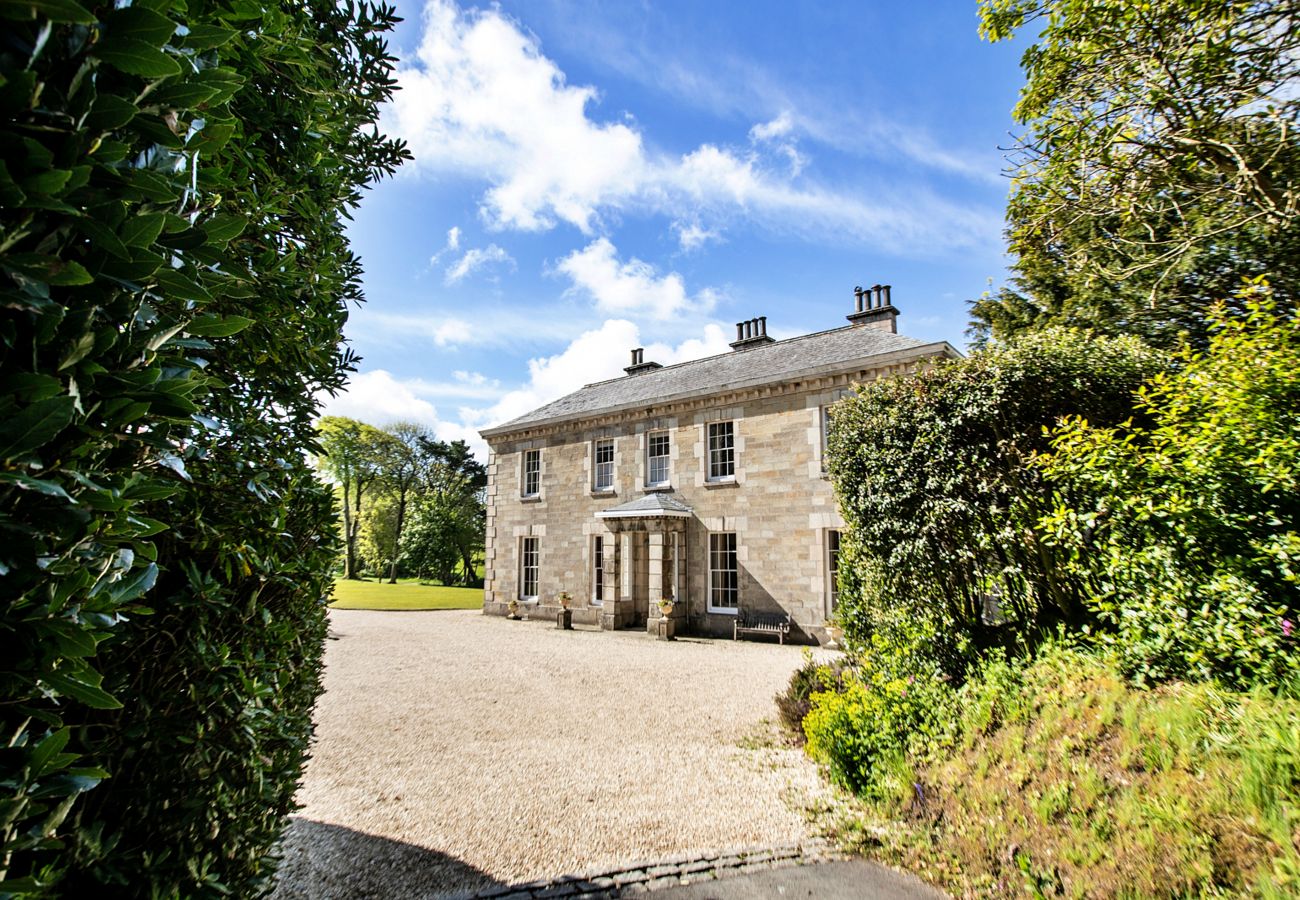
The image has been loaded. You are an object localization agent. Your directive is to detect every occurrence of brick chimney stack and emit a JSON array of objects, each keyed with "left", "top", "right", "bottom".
[
  {"left": 729, "top": 316, "right": 775, "bottom": 351},
  {"left": 624, "top": 347, "right": 663, "bottom": 376},
  {"left": 846, "top": 283, "right": 899, "bottom": 333}
]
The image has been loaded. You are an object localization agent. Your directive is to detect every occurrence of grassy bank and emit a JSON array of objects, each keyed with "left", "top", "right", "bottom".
[
  {"left": 330, "top": 578, "right": 484, "bottom": 611},
  {"left": 811, "top": 649, "right": 1300, "bottom": 898}
]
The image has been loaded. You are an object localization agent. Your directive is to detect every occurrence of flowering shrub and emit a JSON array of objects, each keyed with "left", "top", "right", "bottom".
[{"left": 803, "top": 655, "right": 954, "bottom": 800}]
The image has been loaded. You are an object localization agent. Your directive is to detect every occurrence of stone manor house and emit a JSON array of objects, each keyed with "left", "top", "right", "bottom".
[{"left": 479, "top": 286, "right": 960, "bottom": 643}]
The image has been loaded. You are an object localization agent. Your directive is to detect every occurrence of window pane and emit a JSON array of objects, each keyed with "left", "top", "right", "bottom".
[
  {"left": 647, "top": 431, "right": 670, "bottom": 485},
  {"left": 593, "top": 536, "right": 604, "bottom": 603},
  {"left": 594, "top": 440, "right": 614, "bottom": 489},
  {"left": 523, "top": 450, "right": 540, "bottom": 496},
  {"left": 828, "top": 530, "right": 841, "bottom": 611},
  {"left": 709, "top": 532, "right": 738, "bottom": 609},
  {"left": 708, "top": 422, "right": 734, "bottom": 479},
  {"left": 521, "top": 537, "right": 539, "bottom": 598}
]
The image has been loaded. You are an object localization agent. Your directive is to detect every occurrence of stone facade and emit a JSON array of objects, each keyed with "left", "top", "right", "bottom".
[{"left": 481, "top": 299, "right": 959, "bottom": 643}]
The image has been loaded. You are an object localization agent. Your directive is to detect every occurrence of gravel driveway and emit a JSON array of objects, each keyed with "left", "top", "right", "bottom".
[{"left": 272, "top": 609, "right": 837, "bottom": 898}]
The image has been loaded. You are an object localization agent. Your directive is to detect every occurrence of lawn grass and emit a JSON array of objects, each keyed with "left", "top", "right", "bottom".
[{"left": 330, "top": 577, "right": 484, "bottom": 611}]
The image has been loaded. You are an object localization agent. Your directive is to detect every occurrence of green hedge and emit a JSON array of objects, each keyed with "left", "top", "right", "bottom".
[
  {"left": 826, "top": 329, "right": 1161, "bottom": 678},
  {"left": 0, "top": 0, "right": 405, "bottom": 894}
]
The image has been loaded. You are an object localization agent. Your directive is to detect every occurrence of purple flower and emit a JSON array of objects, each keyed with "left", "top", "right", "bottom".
[{"left": 1284, "top": 618, "right": 1294, "bottom": 639}]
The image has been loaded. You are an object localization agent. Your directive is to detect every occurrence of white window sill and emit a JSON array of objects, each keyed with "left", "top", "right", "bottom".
[
  {"left": 520, "top": 495, "right": 542, "bottom": 503},
  {"left": 590, "top": 488, "right": 616, "bottom": 497},
  {"left": 643, "top": 484, "right": 672, "bottom": 492},
  {"left": 707, "top": 606, "right": 739, "bottom": 615},
  {"left": 704, "top": 478, "right": 737, "bottom": 488}
]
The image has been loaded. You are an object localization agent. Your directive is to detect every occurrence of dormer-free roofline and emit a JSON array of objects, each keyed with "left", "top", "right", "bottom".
[{"left": 479, "top": 334, "right": 960, "bottom": 440}]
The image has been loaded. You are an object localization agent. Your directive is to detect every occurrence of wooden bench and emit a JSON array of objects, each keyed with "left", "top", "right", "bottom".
[{"left": 733, "top": 609, "right": 792, "bottom": 644}]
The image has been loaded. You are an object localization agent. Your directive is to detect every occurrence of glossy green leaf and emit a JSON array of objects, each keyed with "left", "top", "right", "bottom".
[
  {"left": 30, "top": 729, "right": 72, "bottom": 777},
  {"left": 154, "top": 268, "right": 213, "bottom": 303},
  {"left": 42, "top": 672, "right": 122, "bottom": 710},
  {"left": 185, "top": 314, "right": 253, "bottom": 337},
  {"left": 84, "top": 94, "right": 140, "bottom": 131},
  {"left": 0, "top": 396, "right": 75, "bottom": 459},
  {"left": 120, "top": 213, "right": 167, "bottom": 248},
  {"left": 106, "top": 5, "right": 176, "bottom": 47},
  {"left": 0, "top": 472, "right": 74, "bottom": 501},
  {"left": 93, "top": 37, "right": 182, "bottom": 78}
]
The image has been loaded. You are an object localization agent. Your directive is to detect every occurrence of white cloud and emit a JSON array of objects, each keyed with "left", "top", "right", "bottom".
[
  {"left": 672, "top": 219, "right": 722, "bottom": 252},
  {"left": 385, "top": 1, "right": 1000, "bottom": 254},
  {"left": 556, "top": 238, "right": 719, "bottom": 320},
  {"left": 433, "top": 318, "right": 473, "bottom": 345},
  {"left": 388, "top": 0, "right": 646, "bottom": 233},
  {"left": 350, "top": 308, "right": 595, "bottom": 349},
  {"left": 324, "top": 321, "right": 733, "bottom": 462},
  {"left": 469, "top": 319, "right": 731, "bottom": 430},
  {"left": 749, "top": 112, "right": 794, "bottom": 142},
  {"left": 318, "top": 370, "right": 440, "bottom": 425},
  {"left": 318, "top": 370, "right": 493, "bottom": 457},
  {"left": 444, "top": 243, "right": 516, "bottom": 285},
  {"left": 429, "top": 225, "right": 463, "bottom": 266}
]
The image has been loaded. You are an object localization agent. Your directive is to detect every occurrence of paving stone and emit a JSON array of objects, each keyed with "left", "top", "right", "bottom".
[{"left": 612, "top": 869, "right": 647, "bottom": 887}]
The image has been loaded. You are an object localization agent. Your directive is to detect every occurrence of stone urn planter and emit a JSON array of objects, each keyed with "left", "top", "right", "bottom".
[
  {"left": 657, "top": 599, "right": 675, "bottom": 620},
  {"left": 825, "top": 623, "right": 844, "bottom": 650},
  {"left": 507, "top": 599, "right": 521, "bottom": 620}
]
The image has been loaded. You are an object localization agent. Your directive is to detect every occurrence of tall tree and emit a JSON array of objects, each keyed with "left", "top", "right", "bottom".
[
  {"left": 317, "top": 417, "right": 390, "bottom": 579},
  {"left": 972, "top": 0, "right": 1300, "bottom": 347},
  {"left": 419, "top": 437, "right": 487, "bottom": 585},
  {"left": 376, "top": 422, "right": 433, "bottom": 583}
]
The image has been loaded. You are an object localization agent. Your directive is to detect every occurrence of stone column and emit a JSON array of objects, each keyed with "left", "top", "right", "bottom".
[
  {"left": 646, "top": 529, "right": 664, "bottom": 634},
  {"left": 601, "top": 527, "right": 623, "bottom": 630}
]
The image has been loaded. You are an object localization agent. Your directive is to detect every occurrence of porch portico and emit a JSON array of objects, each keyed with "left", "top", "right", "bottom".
[{"left": 594, "top": 494, "right": 692, "bottom": 633}]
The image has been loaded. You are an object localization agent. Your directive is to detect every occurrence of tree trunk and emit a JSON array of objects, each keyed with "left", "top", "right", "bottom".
[
  {"left": 387, "top": 486, "right": 407, "bottom": 584},
  {"left": 341, "top": 478, "right": 357, "bottom": 580},
  {"left": 349, "top": 480, "right": 365, "bottom": 579}
]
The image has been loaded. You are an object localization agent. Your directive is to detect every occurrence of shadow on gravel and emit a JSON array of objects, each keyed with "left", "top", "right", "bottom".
[{"left": 272, "top": 817, "right": 503, "bottom": 899}]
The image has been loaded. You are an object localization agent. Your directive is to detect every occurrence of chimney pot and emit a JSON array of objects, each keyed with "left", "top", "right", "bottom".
[
  {"left": 758, "top": 315, "right": 767, "bottom": 336},
  {"left": 854, "top": 286, "right": 864, "bottom": 312},
  {"left": 735, "top": 322, "right": 744, "bottom": 341},
  {"left": 846, "top": 283, "right": 900, "bottom": 332}
]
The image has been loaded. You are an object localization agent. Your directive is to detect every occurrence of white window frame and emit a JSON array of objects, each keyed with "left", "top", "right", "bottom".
[
  {"left": 521, "top": 449, "right": 541, "bottom": 498},
  {"left": 706, "top": 421, "right": 735, "bottom": 482},
  {"left": 592, "top": 439, "right": 615, "bottom": 492},
  {"left": 520, "top": 536, "right": 539, "bottom": 600},
  {"left": 826, "top": 529, "right": 842, "bottom": 614},
  {"left": 591, "top": 535, "right": 605, "bottom": 606},
  {"left": 646, "top": 430, "right": 671, "bottom": 488},
  {"left": 708, "top": 531, "right": 739, "bottom": 614}
]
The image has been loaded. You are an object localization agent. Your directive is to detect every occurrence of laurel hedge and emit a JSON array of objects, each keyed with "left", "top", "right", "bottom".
[
  {"left": 0, "top": 0, "right": 405, "bottom": 894},
  {"left": 825, "top": 329, "right": 1162, "bottom": 679}
]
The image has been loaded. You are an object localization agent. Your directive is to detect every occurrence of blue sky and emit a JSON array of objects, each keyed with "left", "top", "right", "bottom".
[{"left": 319, "top": 0, "right": 1029, "bottom": 457}]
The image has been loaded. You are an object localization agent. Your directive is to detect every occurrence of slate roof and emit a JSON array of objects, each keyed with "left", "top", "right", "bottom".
[
  {"left": 482, "top": 323, "right": 955, "bottom": 438},
  {"left": 595, "top": 493, "right": 694, "bottom": 518}
]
